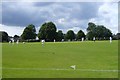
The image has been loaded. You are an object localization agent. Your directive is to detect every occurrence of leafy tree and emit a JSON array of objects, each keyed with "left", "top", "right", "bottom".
[
  {"left": 38, "top": 22, "right": 57, "bottom": 42},
  {"left": 76, "top": 30, "right": 85, "bottom": 41},
  {"left": 65, "top": 30, "right": 75, "bottom": 41},
  {"left": 0, "top": 31, "right": 9, "bottom": 42},
  {"left": 14, "top": 35, "right": 20, "bottom": 42},
  {"left": 95, "top": 25, "right": 112, "bottom": 40},
  {"left": 87, "top": 22, "right": 96, "bottom": 32},
  {"left": 86, "top": 31, "right": 94, "bottom": 40},
  {"left": 56, "top": 30, "right": 64, "bottom": 41},
  {"left": 113, "top": 33, "right": 120, "bottom": 40},
  {"left": 86, "top": 22, "right": 112, "bottom": 40},
  {"left": 21, "top": 24, "right": 36, "bottom": 40},
  {"left": 86, "top": 23, "right": 95, "bottom": 40},
  {"left": 14, "top": 35, "right": 19, "bottom": 38},
  {"left": 104, "top": 28, "right": 112, "bottom": 39},
  {"left": 86, "top": 22, "right": 97, "bottom": 40},
  {"left": 117, "top": 33, "right": 120, "bottom": 39}
]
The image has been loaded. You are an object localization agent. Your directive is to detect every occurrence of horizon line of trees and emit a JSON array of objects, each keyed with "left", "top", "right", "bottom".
[
  {"left": 20, "top": 21, "right": 113, "bottom": 42},
  {"left": 0, "top": 21, "right": 120, "bottom": 42}
]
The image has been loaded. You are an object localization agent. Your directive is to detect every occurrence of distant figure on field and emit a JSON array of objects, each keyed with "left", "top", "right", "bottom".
[
  {"left": 110, "top": 37, "right": 112, "bottom": 43},
  {"left": 68, "top": 39, "right": 70, "bottom": 42},
  {"left": 23, "top": 42, "right": 25, "bottom": 44},
  {"left": 41, "top": 39, "right": 45, "bottom": 46},
  {"left": 62, "top": 39, "right": 64, "bottom": 42},
  {"left": 93, "top": 37, "right": 95, "bottom": 42},
  {"left": 54, "top": 39, "right": 56, "bottom": 43},
  {"left": 16, "top": 40, "right": 19, "bottom": 44},
  {"left": 9, "top": 41, "right": 11, "bottom": 44},
  {"left": 82, "top": 37, "right": 84, "bottom": 42}
]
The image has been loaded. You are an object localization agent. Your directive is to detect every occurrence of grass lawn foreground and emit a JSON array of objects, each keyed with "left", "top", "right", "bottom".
[{"left": 2, "top": 40, "right": 118, "bottom": 78}]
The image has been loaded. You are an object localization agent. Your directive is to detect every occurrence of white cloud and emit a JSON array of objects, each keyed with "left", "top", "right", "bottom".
[
  {"left": 2, "top": 0, "right": 119, "bottom": 2},
  {"left": 0, "top": 24, "right": 25, "bottom": 36},
  {"left": 1, "top": 2, "right": 118, "bottom": 36},
  {"left": 57, "top": 18, "right": 66, "bottom": 24},
  {"left": 89, "top": 2, "right": 118, "bottom": 34}
]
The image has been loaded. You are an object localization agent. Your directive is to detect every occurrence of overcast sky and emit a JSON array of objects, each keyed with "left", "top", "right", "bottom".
[{"left": 0, "top": 0, "right": 118, "bottom": 36}]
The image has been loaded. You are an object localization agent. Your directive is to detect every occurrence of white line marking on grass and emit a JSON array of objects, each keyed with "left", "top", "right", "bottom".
[{"left": 2, "top": 67, "right": 119, "bottom": 72}]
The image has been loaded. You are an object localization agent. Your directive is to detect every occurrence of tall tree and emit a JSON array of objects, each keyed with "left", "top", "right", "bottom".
[
  {"left": 96, "top": 25, "right": 112, "bottom": 40},
  {"left": 76, "top": 30, "right": 85, "bottom": 41},
  {"left": 116, "top": 33, "right": 120, "bottom": 40},
  {"left": 21, "top": 24, "right": 36, "bottom": 40},
  {"left": 86, "top": 22, "right": 97, "bottom": 40},
  {"left": 87, "top": 22, "right": 96, "bottom": 32},
  {"left": 14, "top": 35, "right": 20, "bottom": 42},
  {"left": 38, "top": 22, "right": 57, "bottom": 42},
  {"left": 56, "top": 30, "right": 64, "bottom": 41},
  {"left": 65, "top": 30, "right": 75, "bottom": 41},
  {"left": 86, "top": 22, "right": 112, "bottom": 40},
  {"left": 86, "top": 31, "right": 95, "bottom": 40},
  {"left": 0, "top": 31, "right": 9, "bottom": 42}
]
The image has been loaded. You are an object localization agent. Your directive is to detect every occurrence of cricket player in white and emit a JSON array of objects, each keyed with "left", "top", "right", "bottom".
[
  {"left": 9, "top": 41, "right": 11, "bottom": 44},
  {"left": 16, "top": 40, "right": 19, "bottom": 44},
  {"left": 93, "top": 37, "right": 95, "bottom": 42},
  {"left": 62, "top": 39, "right": 64, "bottom": 42},
  {"left": 110, "top": 37, "right": 112, "bottom": 43},
  {"left": 82, "top": 37, "right": 84, "bottom": 42},
  {"left": 41, "top": 39, "right": 45, "bottom": 46},
  {"left": 54, "top": 39, "right": 56, "bottom": 43}
]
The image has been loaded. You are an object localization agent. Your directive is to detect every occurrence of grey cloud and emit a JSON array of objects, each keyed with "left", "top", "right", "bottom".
[
  {"left": 70, "top": 2, "right": 102, "bottom": 20},
  {"left": 2, "top": 2, "right": 47, "bottom": 27},
  {"left": 2, "top": 2, "right": 103, "bottom": 32},
  {"left": 33, "top": 2, "right": 55, "bottom": 6}
]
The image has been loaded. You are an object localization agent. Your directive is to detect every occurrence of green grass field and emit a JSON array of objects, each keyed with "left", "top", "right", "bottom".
[{"left": 2, "top": 40, "right": 118, "bottom": 78}]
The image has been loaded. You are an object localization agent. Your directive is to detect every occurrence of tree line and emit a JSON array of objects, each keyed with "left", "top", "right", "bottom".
[
  {"left": 21, "top": 22, "right": 85, "bottom": 42},
  {"left": 21, "top": 21, "right": 113, "bottom": 42},
  {"left": 0, "top": 21, "right": 120, "bottom": 42}
]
